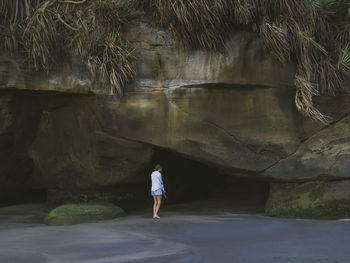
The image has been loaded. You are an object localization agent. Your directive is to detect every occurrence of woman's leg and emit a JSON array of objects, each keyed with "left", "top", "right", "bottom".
[
  {"left": 153, "top": 196, "right": 158, "bottom": 218},
  {"left": 155, "top": 195, "right": 162, "bottom": 218}
]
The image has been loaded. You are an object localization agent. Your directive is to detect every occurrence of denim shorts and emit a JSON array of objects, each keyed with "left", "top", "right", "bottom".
[{"left": 151, "top": 188, "right": 163, "bottom": 196}]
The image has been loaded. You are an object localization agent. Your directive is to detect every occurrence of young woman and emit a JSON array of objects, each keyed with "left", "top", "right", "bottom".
[{"left": 151, "top": 164, "right": 166, "bottom": 219}]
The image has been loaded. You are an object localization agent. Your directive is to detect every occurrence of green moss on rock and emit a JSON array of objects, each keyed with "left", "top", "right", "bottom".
[
  {"left": 45, "top": 203, "right": 124, "bottom": 226},
  {"left": 266, "top": 202, "right": 350, "bottom": 219},
  {"left": 265, "top": 180, "right": 350, "bottom": 219}
]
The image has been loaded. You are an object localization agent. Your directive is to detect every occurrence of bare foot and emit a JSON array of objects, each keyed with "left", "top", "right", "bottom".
[{"left": 155, "top": 215, "right": 160, "bottom": 219}]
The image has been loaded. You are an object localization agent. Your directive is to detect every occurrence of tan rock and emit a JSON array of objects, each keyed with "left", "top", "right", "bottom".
[
  {"left": 28, "top": 95, "right": 153, "bottom": 190},
  {"left": 108, "top": 85, "right": 320, "bottom": 173},
  {"left": 127, "top": 21, "right": 295, "bottom": 88},
  {"left": 264, "top": 115, "right": 350, "bottom": 180}
]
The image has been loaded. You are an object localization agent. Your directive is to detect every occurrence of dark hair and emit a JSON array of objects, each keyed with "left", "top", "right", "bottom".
[{"left": 154, "top": 164, "right": 162, "bottom": 171}]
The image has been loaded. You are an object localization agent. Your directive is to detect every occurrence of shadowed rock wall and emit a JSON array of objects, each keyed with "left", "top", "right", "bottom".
[{"left": 0, "top": 92, "right": 41, "bottom": 205}]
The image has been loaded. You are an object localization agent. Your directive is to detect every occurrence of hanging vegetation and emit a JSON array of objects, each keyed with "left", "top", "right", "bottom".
[
  {"left": 135, "top": 0, "right": 350, "bottom": 124},
  {"left": 1, "top": 0, "right": 349, "bottom": 123},
  {"left": 0, "top": 0, "right": 135, "bottom": 96}
]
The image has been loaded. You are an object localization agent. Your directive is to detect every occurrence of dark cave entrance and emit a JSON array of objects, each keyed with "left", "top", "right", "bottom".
[
  {"left": 0, "top": 189, "right": 47, "bottom": 207},
  {"left": 143, "top": 147, "right": 270, "bottom": 213}
]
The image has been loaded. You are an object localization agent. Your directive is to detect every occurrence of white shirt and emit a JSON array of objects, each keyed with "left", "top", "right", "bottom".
[{"left": 151, "top": 171, "right": 164, "bottom": 191}]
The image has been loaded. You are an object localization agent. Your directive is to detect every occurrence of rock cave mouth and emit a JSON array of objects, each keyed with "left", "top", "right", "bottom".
[
  {"left": 146, "top": 146, "right": 270, "bottom": 213},
  {"left": 0, "top": 188, "right": 47, "bottom": 207},
  {"left": 0, "top": 88, "right": 270, "bottom": 214},
  {"left": 0, "top": 89, "right": 91, "bottom": 209}
]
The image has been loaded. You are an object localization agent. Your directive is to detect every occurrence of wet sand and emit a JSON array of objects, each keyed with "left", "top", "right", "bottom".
[{"left": 0, "top": 202, "right": 350, "bottom": 263}]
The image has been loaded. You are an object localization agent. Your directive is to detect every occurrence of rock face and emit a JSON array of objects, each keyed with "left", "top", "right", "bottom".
[
  {"left": 0, "top": 92, "right": 41, "bottom": 205},
  {"left": 264, "top": 115, "right": 350, "bottom": 181},
  {"left": 28, "top": 95, "right": 154, "bottom": 190},
  {"left": 111, "top": 20, "right": 350, "bottom": 179},
  {"left": 0, "top": 91, "right": 154, "bottom": 206},
  {"left": 0, "top": 17, "right": 349, "bottom": 219},
  {"left": 0, "top": 55, "right": 98, "bottom": 94},
  {"left": 266, "top": 180, "right": 350, "bottom": 219},
  {"left": 126, "top": 21, "right": 295, "bottom": 88},
  {"left": 111, "top": 85, "right": 318, "bottom": 173}
]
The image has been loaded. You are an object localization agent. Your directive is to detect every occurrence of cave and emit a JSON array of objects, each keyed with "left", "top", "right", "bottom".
[
  {"left": 0, "top": 189, "right": 47, "bottom": 207},
  {"left": 0, "top": 89, "right": 270, "bottom": 214},
  {"left": 0, "top": 89, "right": 86, "bottom": 208},
  {"left": 142, "top": 147, "right": 270, "bottom": 213},
  {"left": 41, "top": 145, "right": 271, "bottom": 213}
]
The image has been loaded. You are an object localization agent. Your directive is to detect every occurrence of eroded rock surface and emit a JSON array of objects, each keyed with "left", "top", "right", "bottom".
[
  {"left": 0, "top": 55, "right": 97, "bottom": 94},
  {"left": 264, "top": 115, "right": 350, "bottom": 181},
  {"left": 266, "top": 180, "right": 350, "bottom": 219},
  {"left": 126, "top": 21, "right": 295, "bottom": 88},
  {"left": 109, "top": 85, "right": 321, "bottom": 173},
  {"left": 28, "top": 95, "right": 154, "bottom": 190}
]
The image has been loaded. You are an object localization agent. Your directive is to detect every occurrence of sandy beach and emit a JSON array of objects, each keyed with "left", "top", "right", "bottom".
[{"left": 1, "top": 202, "right": 350, "bottom": 263}]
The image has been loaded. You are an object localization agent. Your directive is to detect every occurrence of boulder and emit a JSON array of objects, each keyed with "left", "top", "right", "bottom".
[
  {"left": 45, "top": 185, "right": 148, "bottom": 211},
  {"left": 264, "top": 115, "right": 350, "bottom": 181},
  {"left": 44, "top": 203, "right": 124, "bottom": 225},
  {"left": 265, "top": 180, "right": 350, "bottom": 219}
]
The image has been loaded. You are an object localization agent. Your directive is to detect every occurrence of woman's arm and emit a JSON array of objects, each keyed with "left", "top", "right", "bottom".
[
  {"left": 159, "top": 173, "right": 165, "bottom": 190},
  {"left": 162, "top": 181, "right": 167, "bottom": 198},
  {"left": 160, "top": 174, "right": 167, "bottom": 198}
]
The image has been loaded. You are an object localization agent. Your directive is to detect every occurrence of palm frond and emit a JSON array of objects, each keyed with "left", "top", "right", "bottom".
[
  {"left": 298, "top": 31, "right": 329, "bottom": 56},
  {"left": 0, "top": 0, "right": 135, "bottom": 96},
  {"left": 134, "top": 0, "right": 236, "bottom": 50},
  {"left": 312, "top": 0, "right": 350, "bottom": 23},
  {"left": 1, "top": 0, "right": 350, "bottom": 120},
  {"left": 338, "top": 42, "right": 350, "bottom": 68},
  {"left": 294, "top": 75, "right": 331, "bottom": 124},
  {"left": 259, "top": 22, "right": 290, "bottom": 64}
]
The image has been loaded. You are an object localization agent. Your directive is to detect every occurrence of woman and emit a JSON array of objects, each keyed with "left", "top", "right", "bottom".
[{"left": 151, "top": 164, "right": 166, "bottom": 219}]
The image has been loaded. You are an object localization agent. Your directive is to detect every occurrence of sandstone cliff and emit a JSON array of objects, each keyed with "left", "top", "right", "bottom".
[{"left": 0, "top": 18, "right": 349, "bottom": 218}]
